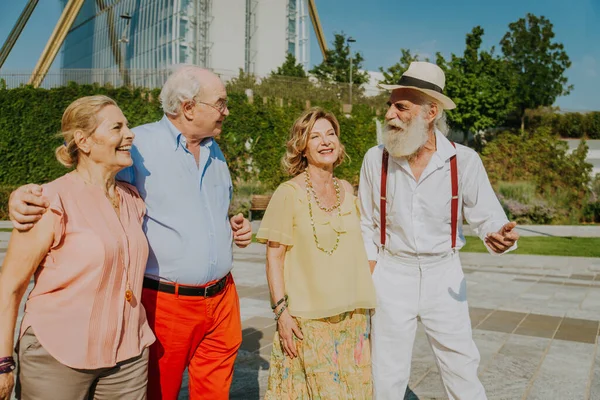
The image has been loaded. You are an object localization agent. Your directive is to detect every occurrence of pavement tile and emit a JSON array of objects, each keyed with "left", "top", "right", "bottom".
[
  {"left": 477, "top": 310, "right": 528, "bottom": 334},
  {"left": 589, "top": 346, "right": 600, "bottom": 400},
  {"left": 526, "top": 339, "right": 596, "bottom": 400},
  {"left": 240, "top": 317, "right": 276, "bottom": 354},
  {"left": 480, "top": 335, "right": 549, "bottom": 400},
  {"left": 514, "top": 313, "right": 563, "bottom": 339},
  {"left": 469, "top": 307, "right": 494, "bottom": 328},
  {"left": 412, "top": 369, "right": 447, "bottom": 399},
  {"left": 554, "top": 317, "right": 600, "bottom": 344},
  {"left": 472, "top": 330, "right": 511, "bottom": 372}
]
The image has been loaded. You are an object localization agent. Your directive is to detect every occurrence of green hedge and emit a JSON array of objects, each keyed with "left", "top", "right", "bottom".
[
  {"left": 0, "top": 84, "right": 377, "bottom": 191},
  {"left": 526, "top": 110, "right": 600, "bottom": 139}
]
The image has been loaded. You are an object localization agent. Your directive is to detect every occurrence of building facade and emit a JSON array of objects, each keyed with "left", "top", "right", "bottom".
[{"left": 59, "top": 0, "right": 310, "bottom": 87}]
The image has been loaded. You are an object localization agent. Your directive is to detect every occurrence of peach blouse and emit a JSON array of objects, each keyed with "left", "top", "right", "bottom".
[{"left": 20, "top": 172, "right": 155, "bottom": 369}]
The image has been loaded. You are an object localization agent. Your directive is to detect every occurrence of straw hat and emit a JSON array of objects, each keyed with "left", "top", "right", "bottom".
[{"left": 379, "top": 61, "right": 456, "bottom": 109}]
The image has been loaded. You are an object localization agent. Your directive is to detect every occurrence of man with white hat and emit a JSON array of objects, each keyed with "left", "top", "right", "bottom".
[{"left": 359, "top": 61, "right": 519, "bottom": 399}]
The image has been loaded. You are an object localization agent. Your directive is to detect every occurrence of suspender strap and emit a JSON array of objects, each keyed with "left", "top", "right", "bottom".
[
  {"left": 380, "top": 149, "right": 390, "bottom": 250},
  {"left": 379, "top": 143, "right": 459, "bottom": 251},
  {"left": 450, "top": 142, "right": 459, "bottom": 249}
]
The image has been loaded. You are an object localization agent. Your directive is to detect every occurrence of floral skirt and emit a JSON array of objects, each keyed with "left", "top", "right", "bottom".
[{"left": 264, "top": 309, "right": 372, "bottom": 399}]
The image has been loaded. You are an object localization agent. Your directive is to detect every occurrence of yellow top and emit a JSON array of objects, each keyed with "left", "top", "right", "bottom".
[{"left": 256, "top": 181, "right": 376, "bottom": 319}]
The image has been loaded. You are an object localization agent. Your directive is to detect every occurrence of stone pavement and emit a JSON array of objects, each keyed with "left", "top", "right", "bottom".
[{"left": 2, "top": 229, "right": 600, "bottom": 399}]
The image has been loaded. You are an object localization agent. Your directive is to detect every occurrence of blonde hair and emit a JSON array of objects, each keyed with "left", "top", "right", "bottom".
[
  {"left": 55, "top": 95, "right": 117, "bottom": 168},
  {"left": 282, "top": 107, "right": 347, "bottom": 176}
]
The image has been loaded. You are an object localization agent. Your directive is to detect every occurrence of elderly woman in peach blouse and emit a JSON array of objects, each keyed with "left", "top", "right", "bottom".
[{"left": 0, "top": 96, "right": 154, "bottom": 400}]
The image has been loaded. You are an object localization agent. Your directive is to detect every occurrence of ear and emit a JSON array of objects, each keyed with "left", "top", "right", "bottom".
[
  {"left": 181, "top": 100, "right": 196, "bottom": 120},
  {"left": 427, "top": 102, "right": 439, "bottom": 123},
  {"left": 73, "top": 130, "right": 91, "bottom": 154}
]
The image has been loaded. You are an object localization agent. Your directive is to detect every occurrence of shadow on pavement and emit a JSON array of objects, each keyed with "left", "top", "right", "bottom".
[{"left": 230, "top": 328, "right": 270, "bottom": 399}]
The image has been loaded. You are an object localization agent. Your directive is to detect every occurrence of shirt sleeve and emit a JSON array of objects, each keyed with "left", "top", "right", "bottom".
[
  {"left": 358, "top": 153, "right": 380, "bottom": 261},
  {"left": 42, "top": 186, "right": 65, "bottom": 250},
  {"left": 119, "top": 183, "right": 147, "bottom": 223},
  {"left": 255, "top": 183, "right": 295, "bottom": 247},
  {"left": 462, "top": 153, "right": 517, "bottom": 255}
]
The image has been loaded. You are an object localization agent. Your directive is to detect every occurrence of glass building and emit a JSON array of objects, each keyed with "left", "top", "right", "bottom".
[{"left": 59, "top": 0, "right": 309, "bottom": 88}]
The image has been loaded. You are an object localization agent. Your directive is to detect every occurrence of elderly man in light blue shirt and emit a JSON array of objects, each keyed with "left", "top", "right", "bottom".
[{"left": 9, "top": 66, "right": 252, "bottom": 400}]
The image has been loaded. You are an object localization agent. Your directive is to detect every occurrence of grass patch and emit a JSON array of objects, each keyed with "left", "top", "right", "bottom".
[
  {"left": 0, "top": 228, "right": 12, "bottom": 232},
  {"left": 462, "top": 235, "right": 600, "bottom": 257}
]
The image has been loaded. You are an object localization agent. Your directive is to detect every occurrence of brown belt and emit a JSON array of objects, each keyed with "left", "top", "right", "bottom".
[{"left": 143, "top": 273, "right": 230, "bottom": 297}]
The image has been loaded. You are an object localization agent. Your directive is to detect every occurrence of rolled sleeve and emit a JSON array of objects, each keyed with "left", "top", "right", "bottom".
[{"left": 462, "top": 154, "right": 516, "bottom": 255}]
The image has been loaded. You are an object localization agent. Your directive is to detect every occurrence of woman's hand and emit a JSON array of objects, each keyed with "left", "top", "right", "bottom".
[
  {"left": 0, "top": 372, "right": 15, "bottom": 400},
  {"left": 276, "top": 309, "right": 303, "bottom": 358}
]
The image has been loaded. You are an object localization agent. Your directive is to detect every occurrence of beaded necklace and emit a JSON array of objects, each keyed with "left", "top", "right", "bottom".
[{"left": 303, "top": 169, "right": 341, "bottom": 255}]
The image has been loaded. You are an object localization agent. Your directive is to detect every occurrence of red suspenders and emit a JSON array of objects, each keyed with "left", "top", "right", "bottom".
[{"left": 380, "top": 142, "right": 459, "bottom": 251}]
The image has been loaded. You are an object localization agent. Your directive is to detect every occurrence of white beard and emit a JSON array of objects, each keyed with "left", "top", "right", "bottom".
[{"left": 382, "top": 114, "right": 429, "bottom": 159}]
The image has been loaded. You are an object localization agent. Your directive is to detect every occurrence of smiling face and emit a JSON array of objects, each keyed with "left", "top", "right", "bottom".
[
  {"left": 304, "top": 118, "right": 341, "bottom": 169},
  {"left": 75, "top": 104, "right": 135, "bottom": 172}
]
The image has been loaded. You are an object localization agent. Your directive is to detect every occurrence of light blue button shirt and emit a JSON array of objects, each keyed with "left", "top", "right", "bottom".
[{"left": 117, "top": 115, "right": 233, "bottom": 285}]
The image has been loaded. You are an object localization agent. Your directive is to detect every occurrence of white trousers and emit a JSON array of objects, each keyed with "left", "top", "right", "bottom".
[{"left": 371, "top": 251, "right": 487, "bottom": 400}]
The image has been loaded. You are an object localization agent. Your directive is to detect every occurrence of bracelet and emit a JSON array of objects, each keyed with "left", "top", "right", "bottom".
[
  {"left": 0, "top": 356, "right": 13, "bottom": 364},
  {"left": 0, "top": 362, "right": 15, "bottom": 375},
  {"left": 274, "top": 303, "right": 288, "bottom": 321},
  {"left": 271, "top": 295, "right": 288, "bottom": 310}
]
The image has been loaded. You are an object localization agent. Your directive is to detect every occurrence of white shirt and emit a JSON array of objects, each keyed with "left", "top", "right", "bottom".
[{"left": 359, "top": 130, "right": 514, "bottom": 261}]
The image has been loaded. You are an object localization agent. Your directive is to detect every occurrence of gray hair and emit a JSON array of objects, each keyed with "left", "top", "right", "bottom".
[
  {"left": 159, "top": 64, "right": 204, "bottom": 116},
  {"left": 422, "top": 98, "right": 449, "bottom": 136}
]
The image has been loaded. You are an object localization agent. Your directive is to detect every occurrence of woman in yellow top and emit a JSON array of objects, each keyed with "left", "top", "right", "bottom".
[{"left": 257, "top": 107, "right": 377, "bottom": 399}]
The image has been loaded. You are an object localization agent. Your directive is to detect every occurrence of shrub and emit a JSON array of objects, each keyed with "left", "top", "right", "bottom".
[
  {"left": 483, "top": 128, "right": 592, "bottom": 223},
  {"left": 584, "top": 112, "right": 600, "bottom": 139},
  {"left": 0, "top": 186, "right": 16, "bottom": 220},
  {"left": 555, "top": 112, "right": 585, "bottom": 138},
  {"left": 497, "top": 181, "right": 537, "bottom": 204}
]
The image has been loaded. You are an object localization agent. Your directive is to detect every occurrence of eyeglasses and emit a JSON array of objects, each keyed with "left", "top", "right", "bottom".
[{"left": 195, "top": 99, "right": 228, "bottom": 115}]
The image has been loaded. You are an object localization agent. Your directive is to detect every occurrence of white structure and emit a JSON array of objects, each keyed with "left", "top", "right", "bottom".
[{"left": 59, "top": 0, "right": 310, "bottom": 87}]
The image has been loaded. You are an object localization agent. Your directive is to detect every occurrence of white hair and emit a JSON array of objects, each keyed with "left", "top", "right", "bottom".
[
  {"left": 422, "top": 97, "right": 449, "bottom": 136},
  {"left": 159, "top": 64, "right": 205, "bottom": 116}
]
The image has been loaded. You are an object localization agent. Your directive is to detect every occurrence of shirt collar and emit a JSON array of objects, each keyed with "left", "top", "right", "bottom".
[
  {"left": 161, "top": 114, "right": 214, "bottom": 151},
  {"left": 433, "top": 129, "right": 457, "bottom": 164}
]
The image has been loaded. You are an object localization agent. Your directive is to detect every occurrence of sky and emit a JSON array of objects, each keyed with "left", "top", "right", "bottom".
[{"left": 1, "top": 0, "right": 598, "bottom": 111}]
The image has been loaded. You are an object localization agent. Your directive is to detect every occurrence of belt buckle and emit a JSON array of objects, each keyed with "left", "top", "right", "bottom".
[{"left": 204, "top": 279, "right": 219, "bottom": 298}]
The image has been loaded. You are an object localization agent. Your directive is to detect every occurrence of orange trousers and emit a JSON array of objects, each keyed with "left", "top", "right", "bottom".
[{"left": 141, "top": 275, "right": 242, "bottom": 400}]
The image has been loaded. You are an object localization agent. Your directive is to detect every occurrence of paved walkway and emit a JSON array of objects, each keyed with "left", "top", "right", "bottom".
[{"left": 2, "top": 231, "right": 600, "bottom": 399}]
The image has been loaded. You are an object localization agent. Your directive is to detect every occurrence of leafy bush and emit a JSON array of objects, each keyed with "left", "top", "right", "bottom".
[
  {"left": 0, "top": 186, "right": 16, "bottom": 220},
  {"left": 584, "top": 112, "right": 600, "bottom": 139},
  {"left": 497, "top": 181, "right": 537, "bottom": 204},
  {"left": 500, "top": 196, "right": 556, "bottom": 224},
  {"left": 483, "top": 128, "right": 592, "bottom": 223},
  {"left": 555, "top": 112, "right": 585, "bottom": 138}
]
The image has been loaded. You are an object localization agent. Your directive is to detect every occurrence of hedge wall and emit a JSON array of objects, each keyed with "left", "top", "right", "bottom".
[{"left": 0, "top": 84, "right": 377, "bottom": 190}]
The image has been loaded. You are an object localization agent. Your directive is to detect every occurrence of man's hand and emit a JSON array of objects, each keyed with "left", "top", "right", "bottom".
[
  {"left": 9, "top": 184, "right": 48, "bottom": 232},
  {"left": 485, "top": 221, "right": 519, "bottom": 254},
  {"left": 230, "top": 213, "right": 252, "bottom": 248}
]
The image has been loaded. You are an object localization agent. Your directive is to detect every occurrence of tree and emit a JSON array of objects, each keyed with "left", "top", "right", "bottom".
[
  {"left": 500, "top": 13, "right": 572, "bottom": 131},
  {"left": 379, "top": 49, "right": 422, "bottom": 85},
  {"left": 310, "top": 33, "right": 370, "bottom": 86},
  {"left": 438, "top": 27, "right": 515, "bottom": 145},
  {"left": 271, "top": 53, "right": 307, "bottom": 78}
]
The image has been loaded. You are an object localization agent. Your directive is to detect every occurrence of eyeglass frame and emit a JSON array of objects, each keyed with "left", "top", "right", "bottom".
[{"left": 192, "top": 98, "right": 229, "bottom": 115}]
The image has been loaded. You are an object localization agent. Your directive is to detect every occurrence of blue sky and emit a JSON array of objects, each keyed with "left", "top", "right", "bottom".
[{"left": 1, "top": 0, "right": 598, "bottom": 111}]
